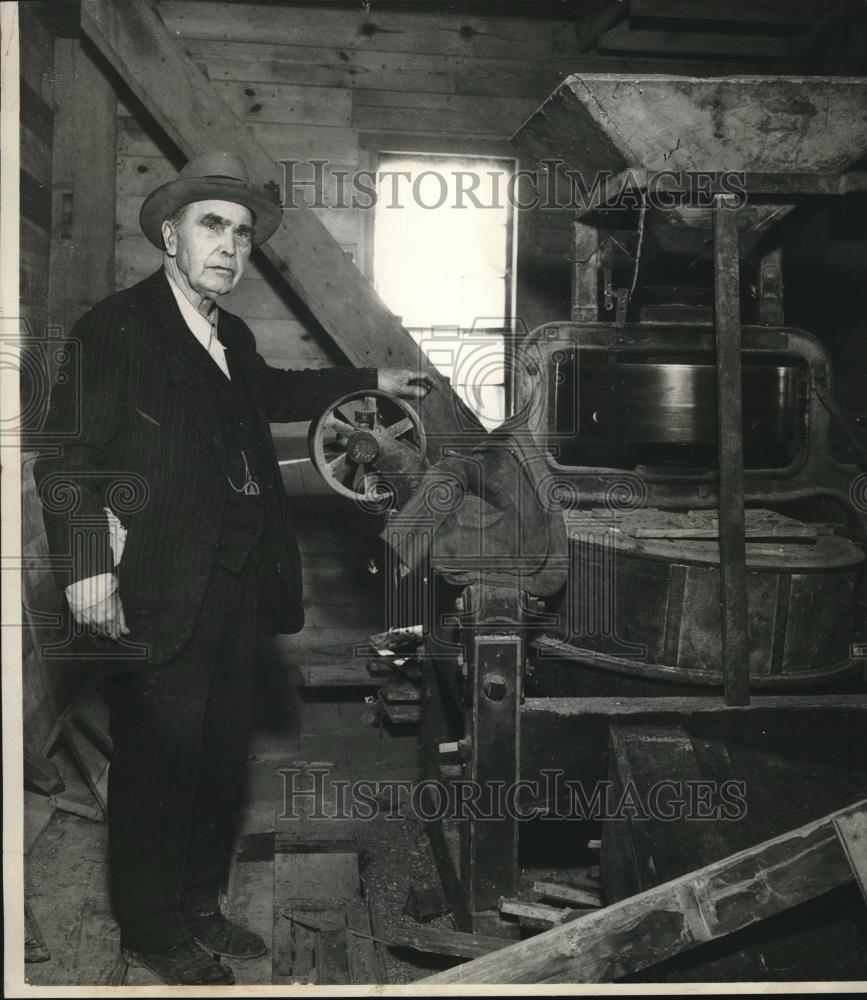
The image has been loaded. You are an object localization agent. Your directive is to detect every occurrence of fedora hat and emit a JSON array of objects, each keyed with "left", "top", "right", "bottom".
[{"left": 139, "top": 150, "right": 282, "bottom": 249}]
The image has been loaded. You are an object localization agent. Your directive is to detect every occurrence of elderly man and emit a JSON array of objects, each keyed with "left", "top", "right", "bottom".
[{"left": 35, "top": 151, "right": 426, "bottom": 985}]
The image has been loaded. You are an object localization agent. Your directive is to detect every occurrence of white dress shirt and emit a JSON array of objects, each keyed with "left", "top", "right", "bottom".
[{"left": 65, "top": 267, "right": 232, "bottom": 614}]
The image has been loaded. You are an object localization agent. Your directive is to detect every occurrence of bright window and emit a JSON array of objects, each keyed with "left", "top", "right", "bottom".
[{"left": 373, "top": 153, "right": 516, "bottom": 429}]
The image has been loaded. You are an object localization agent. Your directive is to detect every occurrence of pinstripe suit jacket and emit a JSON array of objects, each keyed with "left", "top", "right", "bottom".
[{"left": 34, "top": 268, "right": 376, "bottom": 664}]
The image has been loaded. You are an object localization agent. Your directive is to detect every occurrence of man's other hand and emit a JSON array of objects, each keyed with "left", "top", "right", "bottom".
[
  {"left": 377, "top": 367, "right": 435, "bottom": 399},
  {"left": 75, "top": 590, "right": 131, "bottom": 641}
]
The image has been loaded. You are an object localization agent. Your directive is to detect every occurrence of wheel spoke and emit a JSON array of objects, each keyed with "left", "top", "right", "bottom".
[
  {"left": 326, "top": 414, "right": 355, "bottom": 437},
  {"left": 352, "top": 463, "right": 366, "bottom": 491},
  {"left": 326, "top": 453, "right": 348, "bottom": 478},
  {"left": 334, "top": 405, "right": 357, "bottom": 426},
  {"left": 384, "top": 416, "right": 413, "bottom": 438},
  {"left": 363, "top": 473, "right": 377, "bottom": 497}
]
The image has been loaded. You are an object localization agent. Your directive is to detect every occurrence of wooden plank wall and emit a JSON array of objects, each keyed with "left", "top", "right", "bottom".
[
  {"left": 112, "top": 0, "right": 755, "bottom": 491},
  {"left": 49, "top": 39, "right": 118, "bottom": 333},
  {"left": 19, "top": 4, "right": 84, "bottom": 755}
]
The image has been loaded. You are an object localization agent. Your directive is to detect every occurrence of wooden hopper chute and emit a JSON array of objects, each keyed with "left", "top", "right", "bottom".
[{"left": 512, "top": 74, "right": 867, "bottom": 256}]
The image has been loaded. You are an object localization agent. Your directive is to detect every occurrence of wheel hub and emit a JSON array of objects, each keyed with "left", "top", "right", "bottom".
[{"left": 346, "top": 430, "right": 380, "bottom": 465}]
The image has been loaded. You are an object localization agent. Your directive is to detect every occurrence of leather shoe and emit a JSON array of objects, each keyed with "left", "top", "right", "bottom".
[
  {"left": 122, "top": 939, "right": 235, "bottom": 985},
  {"left": 188, "top": 910, "right": 268, "bottom": 960}
]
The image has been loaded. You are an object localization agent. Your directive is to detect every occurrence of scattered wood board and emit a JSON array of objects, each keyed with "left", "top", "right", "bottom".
[
  {"left": 423, "top": 798, "right": 867, "bottom": 984},
  {"left": 378, "top": 700, "right": 421, "bottom": 726},
  {"left": 300, "top": 663, "right": 382, "bottom": 688},
  {"left": 498, "top": 899, "right": 589, "bottom": 928},
  {"left": 532, "top": 881, "right": 602, "bottom": 909},
  {"left": 345, "top": 899, "right": 385, "bottom": 984},
  {"left": 381, "top": 680, "right": 422, "bottom": 704},
  {"left": 24, "top": 748, "right": 64, "bottom": 796},
  {"left": 388, "top": 926, "right": 510, "bottom": 960}
]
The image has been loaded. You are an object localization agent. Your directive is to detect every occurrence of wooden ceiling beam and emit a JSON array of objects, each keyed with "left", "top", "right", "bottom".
[
  {"left": 628, "top": 0, "right": 823, "bottom": 27},
  {"left": 571, "top": 0, "right": 629, "bottom": 53},
  {"left": 79, "top": 0, "right": 479, "bottom": 449},
  {"left": 597, "top": 21, "right": 791, "bottom": 58}
]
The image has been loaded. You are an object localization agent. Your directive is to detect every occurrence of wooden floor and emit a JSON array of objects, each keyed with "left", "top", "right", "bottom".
[
  {"left": 23, "top": 677, "right": 456, "bottom": 986},
  {"left": 23, "top": 498, "right": 453, "bottom": 986}
]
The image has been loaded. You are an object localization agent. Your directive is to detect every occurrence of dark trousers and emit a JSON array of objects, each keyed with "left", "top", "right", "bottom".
[{"left": 100, "top": 557, "right": 258, "bottom": 951}]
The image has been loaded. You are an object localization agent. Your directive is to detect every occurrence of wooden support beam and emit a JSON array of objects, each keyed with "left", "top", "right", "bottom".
[
  {"left": 572, "top": 1, "right": 629, "bottom": 52},
  {"left": 571, "top": 221, "right": 599, "bottom": 322},
  {"left": 79, "top": 0, "right": 477, "bottom": 453},
  {"left": 628, "top": 0, "right": 821, "bottom": 26},
  {"left": 713, "top": 196, "right": 749, "bottom": 707},
  {"left": 597, "top": 21, "right": 791, "bottom": 58},
  {"left": 421, "top": 798, "right": 867, "bottom": 984}
]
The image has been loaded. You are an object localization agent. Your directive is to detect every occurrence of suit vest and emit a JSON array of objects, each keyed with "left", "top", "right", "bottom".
[{"left": 180, "top": 326, "right": 265, "bottom": 574}]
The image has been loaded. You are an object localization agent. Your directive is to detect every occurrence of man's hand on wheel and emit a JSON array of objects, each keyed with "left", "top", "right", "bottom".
[
  {"left": 377, "top": 367, "right": 435, "bottom": 399},
  {"left": 74, "top": 590, "right": 131, "bottom": 642}
]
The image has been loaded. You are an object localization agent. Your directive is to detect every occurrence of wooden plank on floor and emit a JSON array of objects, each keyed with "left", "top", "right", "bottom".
[
  {"left": 273, "top": 833, "right": 362, "bottom": 984},
  {"left": 300, "top": 663, "right": 380, "bottom": 688},
  {"left": 226, "top": 859, "right": 275, "bottom": 985},
  {"left": 345, "top": 899, "right": 385, "bottom": 983},
  {"left": 274, "top": 908, "right": 319, "bottom": 982},
  {"left": 275, "top": 835, "right": 359, "bottom": 855},
  {"left": 499, "top": 899, "right": 586, "bottom": 928},
  {"left": 532, "top": 880, "right": 601, "bottom": 909},
  {"left": 379, "top": 700, "right": 421, "bottom": 726},
  {"left": 317, "top": 919, "right": 351, "bottom": 985},
  {"left": 275, "top": 852, "right": 361, "bottom": 904},
  {"left": 235, "top": 831, "right": 276, "bottom": 863},
  {"left": 422, "top": 798, "right": 867, "bottom": 984}
]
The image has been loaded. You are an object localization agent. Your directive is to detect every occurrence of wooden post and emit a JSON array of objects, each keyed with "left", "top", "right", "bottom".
[
  {"left": 463, "top": 627, "right": 522, "bottom": 915},
  {"left": 571, "top": 220, "right": 600, "bottom": 323},
  {"left": 421, "top": 798, "right": 867, "bottom": 984},
  {"left": 79, "top": 0, "right": 475, "bottom": 452},
  {"left": 713, "top": 196, "right": 750, "bottom": 707}
]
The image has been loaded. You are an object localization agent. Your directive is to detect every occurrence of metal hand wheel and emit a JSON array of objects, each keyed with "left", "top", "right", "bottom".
[{"left": 309, "top": 390, "right": 427, "bottom": 502}]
